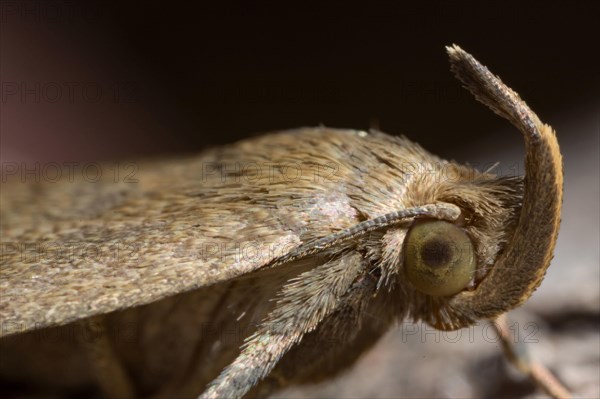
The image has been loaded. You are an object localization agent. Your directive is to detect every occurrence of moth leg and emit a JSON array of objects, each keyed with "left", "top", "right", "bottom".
[
  {"left": 250, "top": 268, "right": 394, "bottom": 397},
  {"left": 78, "top": 315, "right": 135, "bottom": 399},
  {"left": 199, "top": 251, "right": 366, "bottom": 399},
  {"left": 492, "top": 314, "right": 572, "bottom": 399}
]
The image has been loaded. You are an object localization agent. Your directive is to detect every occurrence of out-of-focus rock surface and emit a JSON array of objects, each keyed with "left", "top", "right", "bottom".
[{"left": 275, "top": 104, "right": 600, "bottom": 398}]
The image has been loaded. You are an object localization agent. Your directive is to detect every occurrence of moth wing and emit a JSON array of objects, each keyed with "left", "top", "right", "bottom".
[
  {"left": 0, "top": 137, "right": 331, "bottom": 337},
  {"left": 1, "top": 127, "right": 415, "bottom": 337}
]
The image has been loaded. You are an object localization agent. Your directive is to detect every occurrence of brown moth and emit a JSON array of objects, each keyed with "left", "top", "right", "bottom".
[{"left": 0, "top": 45, "right": 564, "bottom": 398}]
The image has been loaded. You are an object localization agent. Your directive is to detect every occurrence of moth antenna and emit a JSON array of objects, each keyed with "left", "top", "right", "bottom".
[
  {"left": 446, "top": 44, "right": 543, "bottom": 130},
  {"left": 443, "top": 45, "right": 563, "bottom": 328},
  {"left": 271, "top": 202, "right": 461, "bottom": 266}
]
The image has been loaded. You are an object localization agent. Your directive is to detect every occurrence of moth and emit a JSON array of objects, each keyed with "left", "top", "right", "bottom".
[{"left": 0, "top": 46, "right": 565, "bottom": 398}]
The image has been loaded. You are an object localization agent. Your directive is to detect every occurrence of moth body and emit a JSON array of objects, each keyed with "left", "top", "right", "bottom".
[{"left": 0, "top": 46, "right": 563, "bottom": 399}]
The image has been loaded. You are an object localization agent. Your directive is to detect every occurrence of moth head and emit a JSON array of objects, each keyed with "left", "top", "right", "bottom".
[
  {"left": 403, "top": 219, "right": 476, "bottom": 297},
  {"left": 392, "top": 46, "right": 563, "bottom": 331},
  {"left": 389, "top": 171, "right": 523, "bottom": 326}
]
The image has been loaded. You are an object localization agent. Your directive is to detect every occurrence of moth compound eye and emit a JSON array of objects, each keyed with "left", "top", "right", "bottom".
[{"left": 404, "top": 219, "right": 475, "bottom": 296}]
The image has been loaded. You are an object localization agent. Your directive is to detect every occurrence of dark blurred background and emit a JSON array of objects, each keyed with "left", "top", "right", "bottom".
[
  {"left": 1, "top": 0, "right": 598, "bottom": 163},
  {"left": 1, "top": 1, "right": 598, "bottom": 398}
]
